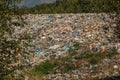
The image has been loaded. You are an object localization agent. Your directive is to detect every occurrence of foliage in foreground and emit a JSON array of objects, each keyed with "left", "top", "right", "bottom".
[{"left": 33, "top": 60, "right": 57, "bottom": 74}]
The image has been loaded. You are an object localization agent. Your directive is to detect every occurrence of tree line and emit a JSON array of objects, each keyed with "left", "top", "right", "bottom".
[{"left": 19, "top": 0, "right": 120, "bottom": 14}]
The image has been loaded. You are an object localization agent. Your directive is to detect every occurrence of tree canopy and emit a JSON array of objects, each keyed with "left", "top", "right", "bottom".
[{"left": 20, "top": 0, "right": 120, "bottom": 14}]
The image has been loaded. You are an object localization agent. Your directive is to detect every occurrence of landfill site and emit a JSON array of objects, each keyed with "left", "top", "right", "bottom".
[{"left": 12, "top": 13, "right": 120, "bottom": 79}]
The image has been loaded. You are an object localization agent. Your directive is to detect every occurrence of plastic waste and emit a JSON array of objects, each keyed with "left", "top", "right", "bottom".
[
  {"left": 48, "top": 16, "right": 52, "bottom": 20},
  {"left": 39, "top": 52, "right": 44, "bottom": 55},
  {"left": 77, "top": 29, "right": 81, "bottom": 32},
  {"left": 49, "top": 45, "right": 60, "bottom": 49},
  {"left": 87, "top": 17, "right": 91, "bottom": 20},
  {"left": 66, "top": 46, "right": 73, "bottom": 51},
  {"left": 16, "top": 48, "right": 19, "bottom": 52},
  {"left": 35, "top": 50, "right": 40, "bottom": 54},
  {"left": 12, "top": 14, "right": 118, "bottom": 67}
]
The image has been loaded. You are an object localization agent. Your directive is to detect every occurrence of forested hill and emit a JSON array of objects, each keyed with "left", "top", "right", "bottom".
[
  {"left": 18, "top": 0, "right": 56, "bottom": 8},
  {"left": 19, "top": 0, "right": 120, "bottom": 14}
]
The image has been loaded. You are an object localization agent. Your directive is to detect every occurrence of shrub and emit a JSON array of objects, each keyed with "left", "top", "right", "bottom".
[
  {"left": 33, "top": 60, "right": 57, "bottom": 74},
  {"left": 89, "top": 56, "right": 100, "bottom": 65}
]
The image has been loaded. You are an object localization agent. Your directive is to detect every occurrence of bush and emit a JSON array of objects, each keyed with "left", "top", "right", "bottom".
[
  {"left": 107, "top": 48, "right": 118, "bottom": 57},
  {"left": 62, "top": 64, "right": 76, "bottom": 73},
  {"left": 34, "top": 60, "right": 57, "bottom": 74},
  {"left": 89, "top": 56, "right": 100, "bottom": 65}
]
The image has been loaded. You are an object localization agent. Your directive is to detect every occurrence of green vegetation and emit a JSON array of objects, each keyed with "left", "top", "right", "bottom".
[
  {"left": 32, "top": 57, "right": 73, "bottom": 74},
  {"left": 20, "top": 0, "right": 120, "bottom": 14},
  {"left": 80, "top": 48, "right": 118, "bottom": 65},
  {"left": 61, "top": 64, "right": 76, "bottom": 73},
  {"left": 33, "top": 60, "right": 57, "bottom": 74},
  {"left": 89, "top": 55, "right": 101, "bottom": 64},
  {"left": 0, "top": 0, "right": 27, "bottom": 77}
]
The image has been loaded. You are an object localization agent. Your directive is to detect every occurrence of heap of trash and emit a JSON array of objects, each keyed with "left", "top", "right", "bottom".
[{"left": 12, "top": 13, "right": 120, "bottom": 67}]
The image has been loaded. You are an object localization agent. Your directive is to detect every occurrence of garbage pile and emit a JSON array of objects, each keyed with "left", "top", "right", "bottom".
[{"left": 12, "top": 13, "right": 120, "bottom": 66}]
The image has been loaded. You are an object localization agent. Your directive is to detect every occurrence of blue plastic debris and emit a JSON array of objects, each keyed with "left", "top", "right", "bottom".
[
  {"left": 48, "top": 16, "right": 52, "bottom": 20},
  {"left": 66, "top": 46, "right": 73, "bottom": 51},
  {"left": 39, "top": 52, "right": 44, "bottom": 55},
  {"left": 66, "top": 47, "right": 70, "bottom": 51},
  {"left": 35, "top": 50, "right": 40, "bottom": 54},
  {"left": 34, "top": 50, "right": 44, "bottom": 55}
]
